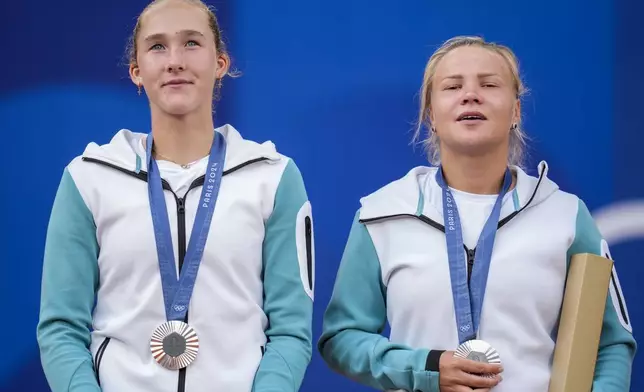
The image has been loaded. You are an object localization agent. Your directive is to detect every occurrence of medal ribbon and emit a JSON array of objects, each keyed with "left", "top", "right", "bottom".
[
  {"left": 435, "top": 167, "right": 512, "bottom": 344},
  {"left": 146, "top": 131, "right": 226, "bottom": 321}
]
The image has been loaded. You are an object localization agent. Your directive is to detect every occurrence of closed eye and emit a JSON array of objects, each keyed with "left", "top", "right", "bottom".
[{"left": 444, "top": 84, "right": 461, "bottom": 90}]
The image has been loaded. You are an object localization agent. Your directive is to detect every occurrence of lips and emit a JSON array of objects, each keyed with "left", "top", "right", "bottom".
[
  {"left": 457, "top": 111, "right": 487, "bottom": 121},
  {"left": 162, "top": 79, "right": 193, "bottom": 87}
]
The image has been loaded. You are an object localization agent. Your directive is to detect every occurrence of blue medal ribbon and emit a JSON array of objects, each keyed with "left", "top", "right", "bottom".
[
  {"left": 436, "top": 167, "right": 512, "bottom": 344},
  {"left": 146, "top": 131, "right": 226, "bottom": 321}
]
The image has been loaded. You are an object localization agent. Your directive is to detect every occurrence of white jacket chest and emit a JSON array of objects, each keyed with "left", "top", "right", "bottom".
[
  {"left": 366, "top": 203, "right": 574, "bottom": 348},
  {"left": 86, "top": 166, "right": 276, "bottom": 309}
]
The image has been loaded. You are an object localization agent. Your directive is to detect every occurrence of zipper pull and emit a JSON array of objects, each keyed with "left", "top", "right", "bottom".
[
  {"left": 467, "top": 248, "right": 476, "bottom": 266},
  {"left": 466, "top": 248, "right": 476, "bottom": 283},
  {"left": 177, "top": 198, "right": 185, "bottom": 214}
]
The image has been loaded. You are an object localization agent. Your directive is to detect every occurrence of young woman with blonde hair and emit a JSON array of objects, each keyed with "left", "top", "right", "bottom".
[
  {"left": 318, "top": 36, "right": 635, "bottom": 392},
  {"left": 37, "top": 1, "right": 314, "bottom": 391}
]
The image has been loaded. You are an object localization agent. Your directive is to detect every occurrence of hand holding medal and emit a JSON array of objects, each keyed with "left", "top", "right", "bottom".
[{"left": 438, "top": 341, "right": 503, "bottom": 391}]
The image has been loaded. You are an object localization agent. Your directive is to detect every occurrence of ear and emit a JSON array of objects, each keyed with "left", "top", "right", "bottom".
[
  {"left": 428, "top": 106, "right": 435, "bottom": 127},
  {"left": 129, "top": 63, "right": 142, "bottom": 88},
  {"left": 512, "top": 99, "right": 521, "bottom": 125},
  {"left": 425, "top": 86, "right": 436, "bottom": 129},
  {"left": 215, "top": 53, "right": 231, "bottom": 80}
]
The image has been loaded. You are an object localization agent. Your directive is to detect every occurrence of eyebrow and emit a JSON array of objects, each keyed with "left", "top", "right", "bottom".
[
  {"left": 442, "top": 73, "right": 501, "bottom": 80},
  {"left": 143, "top": 30, "right": 205, "bottom": 42}
]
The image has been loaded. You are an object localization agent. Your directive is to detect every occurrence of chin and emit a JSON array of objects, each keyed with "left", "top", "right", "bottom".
[
  {"left": 452, "top": 125, "right": 502, "bottom": 143},
  {"left": 159, "top": 100, "right": 200, "bottom": 116},
  {"left": 444, "top": 133, "right": 503, "bottom": 157}
]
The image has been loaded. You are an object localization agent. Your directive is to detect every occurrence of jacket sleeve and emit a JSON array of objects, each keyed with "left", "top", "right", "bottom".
[
  {"left": 36, "top": 168, "right": 101, "bottom": 392},
  {"left": 252, "top": 159, "right": 314, "bottom": 392},
  {"left": 317, "top": 210, "right": 440, "bottom": 391},
  {"left": 567, "top": 199, "right": 637, "bottom": 392}
]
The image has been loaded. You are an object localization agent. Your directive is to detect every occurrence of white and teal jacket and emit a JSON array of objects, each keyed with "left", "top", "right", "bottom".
[
  {"left": 318, "top": 162, "right": 636, "bottom": 392},
  {"left": 37, "top": 124, "right": 315, "bottom": 392}
]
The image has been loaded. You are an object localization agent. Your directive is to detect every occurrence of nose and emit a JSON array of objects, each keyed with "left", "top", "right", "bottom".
[
  {"left": 166, "top": 48, "right": 185, "bottom": 73},
  {"left": 461, "top": 88, "right": 482, "bottom": 105}
]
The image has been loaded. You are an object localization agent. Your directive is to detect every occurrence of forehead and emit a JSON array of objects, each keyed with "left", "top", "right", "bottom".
[
  {"left": 434, "top": 45, "right": 512, "bottom": 79},
  {"left": 139, "top": 1, "right": 211, "bottom": 39}
]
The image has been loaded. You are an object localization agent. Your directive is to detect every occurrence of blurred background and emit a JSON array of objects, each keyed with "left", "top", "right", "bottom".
[{"left": 1, "top": 0, "right": 642, "bottom": 391}]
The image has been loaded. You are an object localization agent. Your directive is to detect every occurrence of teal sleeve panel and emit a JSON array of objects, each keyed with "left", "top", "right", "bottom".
[
  {"left": 567, "top": 199, "right": 636, "bottom": 392},
  {"left": 318, "top": 210, "right": 439, "bottom": 391},
  {"left": 36, "top": 168, "right": 101, "bottom": 392},
  {"left": 252, "top": 160, "right": 313, "bottom": 392}
]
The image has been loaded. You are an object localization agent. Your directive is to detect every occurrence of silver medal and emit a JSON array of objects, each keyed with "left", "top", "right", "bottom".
[{"left": 454, "top": 339, "right": 501, "bottom": 378}]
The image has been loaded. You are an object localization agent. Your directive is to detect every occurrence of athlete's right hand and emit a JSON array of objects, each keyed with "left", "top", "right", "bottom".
[{"left": 438, "top": 350, "right": 503, "bottom": 391}]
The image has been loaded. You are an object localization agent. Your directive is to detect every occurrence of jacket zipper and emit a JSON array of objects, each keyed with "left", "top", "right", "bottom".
[
  {"left": 466, "top": 247, "right": 476, "bottom": 284},
  {"left": 177, "top": 197, "right": 187, "bottom": 269},
  {"left": 176, "top": 194, "right": 188, "bottom": 392},
  {"left": 175, "top": 175, "right": 214, "bottom": 392},
  {"left": 94, "top": 337, "right": 111, "bottom": 386},
  {"left": 176, "top": 174, "right": 243, "bottom": 392},
  {"left": 305, "top": 216, "right": 313, "bottom": 291},
  {"left": 82, "top": 155, "right": 270, "bottom": 392}
]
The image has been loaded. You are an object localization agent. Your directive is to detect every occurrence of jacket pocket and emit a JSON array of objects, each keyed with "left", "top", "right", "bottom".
[
  {"left": 93, "top": 337, "right": 111, "bottom": 386},
  {"left": 305, "top": 216, "right": 313, "bottom": 291}
]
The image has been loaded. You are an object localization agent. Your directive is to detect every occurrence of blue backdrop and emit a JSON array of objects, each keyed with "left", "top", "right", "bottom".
[{"left": 1, "top": 0, "right": 642, "bottom": 391}]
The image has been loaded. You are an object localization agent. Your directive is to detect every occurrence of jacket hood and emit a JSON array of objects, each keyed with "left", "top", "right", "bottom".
[
  {"left": 359, "top": 161, "right": 559, "bottom": 223},
  {"left": 81, "top": 124, "right": 282, "bottom": 173}
]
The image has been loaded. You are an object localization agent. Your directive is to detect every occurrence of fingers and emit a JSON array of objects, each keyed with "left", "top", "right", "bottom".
[
  {"left": 443, "top": 386, "right": 476, "bottom": 392},
  {"left": 456, "top": 358, "right": 503, "bottom": 375},
  {"left": 440, "top": 370, "right": 501, "bottom": 390},
  {"left": 439, "top": 352, "right": 503, "bottom": 391},
  {"left": 456, "top": 370, "right": 502, "bottom": 389}
]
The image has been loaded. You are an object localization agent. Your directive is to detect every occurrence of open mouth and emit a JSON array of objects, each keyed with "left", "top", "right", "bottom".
[{"left": 457, "top": 112, "right": 487, "bottom": 121}]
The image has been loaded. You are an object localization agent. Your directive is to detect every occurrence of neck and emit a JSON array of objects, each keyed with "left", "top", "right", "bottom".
[
  {"left": 148, "top": 109, "right": 214, "bottom": 165},
  {"left": 440, "top": 149, "right": 513, "bottom": 195}
]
